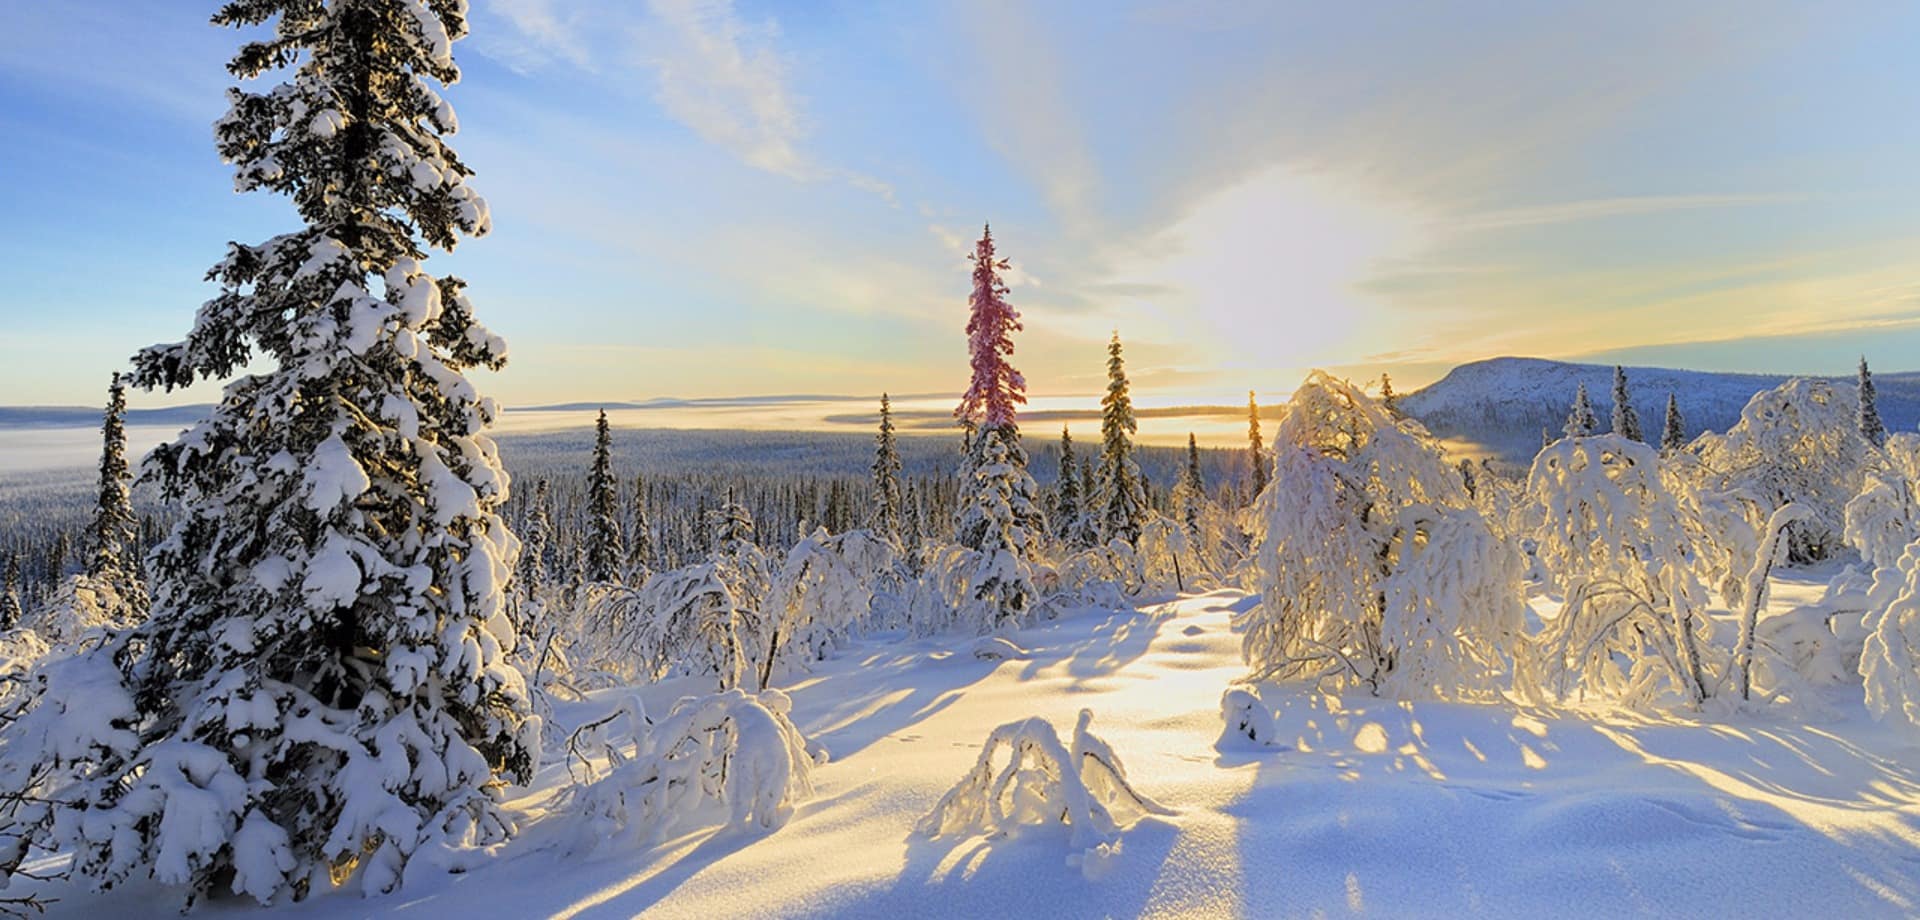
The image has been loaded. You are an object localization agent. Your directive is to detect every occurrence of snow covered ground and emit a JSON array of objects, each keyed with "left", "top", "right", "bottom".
[{"left": 25, "top": 579, "right": 1920, "bottom": 919}]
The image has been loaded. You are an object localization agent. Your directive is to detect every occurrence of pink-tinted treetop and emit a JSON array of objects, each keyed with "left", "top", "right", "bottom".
[{"left": 955, "top": 224, "right": 1027, "bottom": 431}]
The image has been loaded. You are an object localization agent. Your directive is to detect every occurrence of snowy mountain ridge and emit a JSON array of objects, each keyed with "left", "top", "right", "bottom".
[{"left": 1399, "top": 356, "right": 1920, "bottom": 463}]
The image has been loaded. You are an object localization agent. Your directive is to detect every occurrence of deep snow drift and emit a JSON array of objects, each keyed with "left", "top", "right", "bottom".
[{"left": 21, "top": 580, "right": 1920, "bottom": 919}]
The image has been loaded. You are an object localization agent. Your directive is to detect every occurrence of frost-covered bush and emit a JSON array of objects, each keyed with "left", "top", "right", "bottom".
[
  {"left": 1243, "top": 372, "right": 1516, "bottom": 698},
  {"left": 915, "top": 710, "right": 1172, "bottom": 878},
  {"left": 577, "top": 564, "right": 751, "bottom": 691},
  {"left": 1519, "top": 436, "right": 1718, "bottom": 707},
  {"left": 1662, "top": 452, "right": 1765, "bottom": 608},
  {"left": 1844, "top": 471, "right": 1918, "bottom": 572},
  {"left": 24, "top": 574, "right": 141, "bottom": 647},
  {"left": 1695, "top": 378, "right": 1871, "bottom": 562},
  {"left": 1854, "top": 538, "right": 1920, "bottom": 733},
  {"left": 1377, "top": 506, "right": 1527, "bottom": 699},
  {"left": 571, "top": 688, "right": 826, "bottom": 851}
]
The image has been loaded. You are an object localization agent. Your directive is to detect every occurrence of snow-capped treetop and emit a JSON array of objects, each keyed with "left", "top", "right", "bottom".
[
  {"left": 1860, "top": 356, "right": 1888, "bottom": 448},
  {"left": 85, "top": 373, "right": 144, "bottom": 618},
  {"left": 1095, "top": 332, "right": 1147, "bottom": 547},
  {"left": 871, "top": 394, "right": 904, "bottom": 544},
  {"left": 1564, "top": 383, "right": 1599, "bottom": 438},
  {"left": 1611, "top": 366, "right": 1644, "bottom": 443},
  {"left": 954, "top": 225, "right": 1025, "bottom": 432},
  {"left": 1661, "top": 392, "right": 1686, "bottom": 454},
  {"left": 586, "top": 409, "right": 625, "bottom": 582},
  {"left": 1246, "top": 391, "right": 1268, "bottom": 499}
]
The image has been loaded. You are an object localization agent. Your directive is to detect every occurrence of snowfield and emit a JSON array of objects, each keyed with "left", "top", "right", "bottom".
[{"left": 27, "top": 580, "right": 1920, "bottom": 919}]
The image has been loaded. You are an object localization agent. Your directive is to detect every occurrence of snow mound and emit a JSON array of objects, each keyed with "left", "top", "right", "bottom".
[{"left": 915, "top": 709, "right": 1175, "bottom": 879}]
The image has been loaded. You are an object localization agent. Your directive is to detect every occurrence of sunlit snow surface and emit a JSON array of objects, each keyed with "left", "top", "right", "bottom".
[{"left": 25, "top": 579, "right": 1920, "bottom": 918}]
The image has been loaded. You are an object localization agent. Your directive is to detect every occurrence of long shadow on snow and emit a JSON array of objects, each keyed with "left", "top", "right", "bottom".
[
  {"left": 785, "top": 645, "right": 1000, "bottom": 761},
  {"left": 1015, "top": 602, "right": 1175, "bottom": 689},
  {"left": 1216, "top": 688, "right": 1920, "bottom": 916}
]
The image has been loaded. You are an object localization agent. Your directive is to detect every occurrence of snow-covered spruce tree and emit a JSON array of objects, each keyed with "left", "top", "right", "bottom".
[
  {"left": 0, "top": 557, "right": 18, "bottom": 633},
  {"left": 1696, "top": 378, "right": 1871, "bottom": 563},
  {"left": 1379, "top": 373, "right": 1398, "bottom": 414},
  {"left": 1860, "top": 356, "right": 1887, "bottom": 448},
  {"left": 1176, "top": 434, "right": 1206, "bottom": 540},
  {"left": 1661, "top": 392, "right": 1687, "bottom": 455},
  {"left": 870, "top": 393, "right": 904, "bottom": 545},
  {"left": 1564, "top": 382, "right": 1599, "bottom": 438},
  {"left": 1245, "top": 391, "right": 1268, "bottom": 500},
  {"left": 1094, "top": 332, "right": 1147, "bottom": 548},
  {"left": 0, "top": 3, "right": 536, "bottom": 904},
  {"left": 1052, "top": 427, "right": 1093, "bottom": 550},
  {"left": 1243, "top": 372, "right": 1522, "bottom": 699},
  {"left": 84, "top": 373, "right": 147, "bottom": 619},
  {"left": 1519, "top": 436, "right": 1718, "bottom": 707},
  {"left": 626, "top": 475, "right": 653, "bottom": 584},
  {"left": 1610, "top": 365, "right": 1643, "bottom": 443},
  {"left": 584, "top": 409, "right": 625, "bottom": 583},
  {"left": 951, "top": 225, "right": 1040, "bottom": 629}
]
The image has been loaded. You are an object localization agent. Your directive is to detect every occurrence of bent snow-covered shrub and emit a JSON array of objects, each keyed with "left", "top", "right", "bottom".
[
  {"left": 571, "top": 688, "right": 826, "bottom": 851},
  {"left": 916, "top": 710, "right": 1172, "bottom": 878},
  {"left": 1243, "top": 372, "right": 1516, "bottom": 698},
  {"left": 1520, "top": 436, "right": 1719, "bottom": 708}
]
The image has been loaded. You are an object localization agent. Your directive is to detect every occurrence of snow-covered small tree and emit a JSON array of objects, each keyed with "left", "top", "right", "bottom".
[
  {"left": 1243, "top": 372, "right": 1515, "bottom": 698},
  {"left": 1175, "top": 434, "right": 1207, "bottom": 540},
  {"left": 1564, "top": 383, "right": 1599, "bottom": 438},
  {"left": 0, "top": 557, "right": 19, "bottom": 633},
  {"left": 1845, "top": 471, "right": 1919, "bottom": 572},
  {"left": 585, "top": 410, "right": 625, "bottom": 583},
  {"left": 915, "top": 709, "right": 1172, "bottom": 878},
  {"left": 1379, "top": 373, "right": 1398, "bottom": 414},
  {"left": 627, "top": 475, "right": 653, "bottom": 583},
  {"left": 1859, "top": 356, "right": 1887, "bottom": 448},
  {"left": 1052, "top": 427, "right": 1095, "bottom": 550},
  {"left": 0, "top": 2, "right": 538, "bottom": 904},
  {"left": 953, "top": 437, "right": 1036, "bottom": 630},
  {"left": 871, "top": 393, "right": 904, "bottom": 545},
  {"left": 1610, "top": 366, "right": 1643, "bottom": 442},
  {"left": 1661, "top": 392, "right": 1687, "bottom": 455},
  {"left": 1696, "top": 378, "right": 1871, "bottom": 562},
  {"left": 1094, "top": 332, "right": 1148, "bottom": 547},
  {"left": 1519, "top": 436, "right": 1717, "bottom": 707},
  {"left": 1244, "top": 391, "right": 1268, "bottom": 500}
]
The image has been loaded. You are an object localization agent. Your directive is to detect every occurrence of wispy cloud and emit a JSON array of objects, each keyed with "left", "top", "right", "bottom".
[
  {"left": 639, "top": 0, "right": 807, "bottom": 178},
  {"left": 1455, "top": 194, "right": 1799, "bottom": 232}
]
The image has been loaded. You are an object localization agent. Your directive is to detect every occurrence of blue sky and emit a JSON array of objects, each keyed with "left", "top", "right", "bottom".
[{"left": 2, "top": 0, "right": 1919, "bottom": 412}]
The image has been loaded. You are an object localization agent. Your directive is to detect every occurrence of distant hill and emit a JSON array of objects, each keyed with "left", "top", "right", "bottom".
[{"left": 1399, "top": 356, "right": 1920, "bottom": 464}]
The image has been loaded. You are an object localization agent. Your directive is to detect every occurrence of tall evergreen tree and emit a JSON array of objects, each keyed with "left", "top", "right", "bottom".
[
  {"left": 0, "top": 554, "right": 19, "bottom": 632},
  {"left": 953, "top": 225, "right": 1040, "bottom": 625},
  {"left": 12, "top": 3, "right": 537, "bottom": 902},
  {"left": 1564, "top": 382, "right": 1599, "bottom": 438},
  {"left": 584, "top": 409, "right": 624, "bottom": 583},
  {"left": 1610, "top": 365, "right": 1644, "bottom": 442},
  {"left": 1095, "top": 332, "right": 1148, "bottom": 546},
  {"left": 871, "top": 393, "right": 904, "bottom": 543},
  {"left": 85, "top": 373, "right": 146, "bottom": 617},
  {"left": 1859, "top": 356, "right": 1887, "bottom": 448},
  {"left": 1246, "top": 390, "right": 1269, "bottom": 500},
  {"left": 1661, "top": 393, "right": 1687, "bottom": 455}
]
